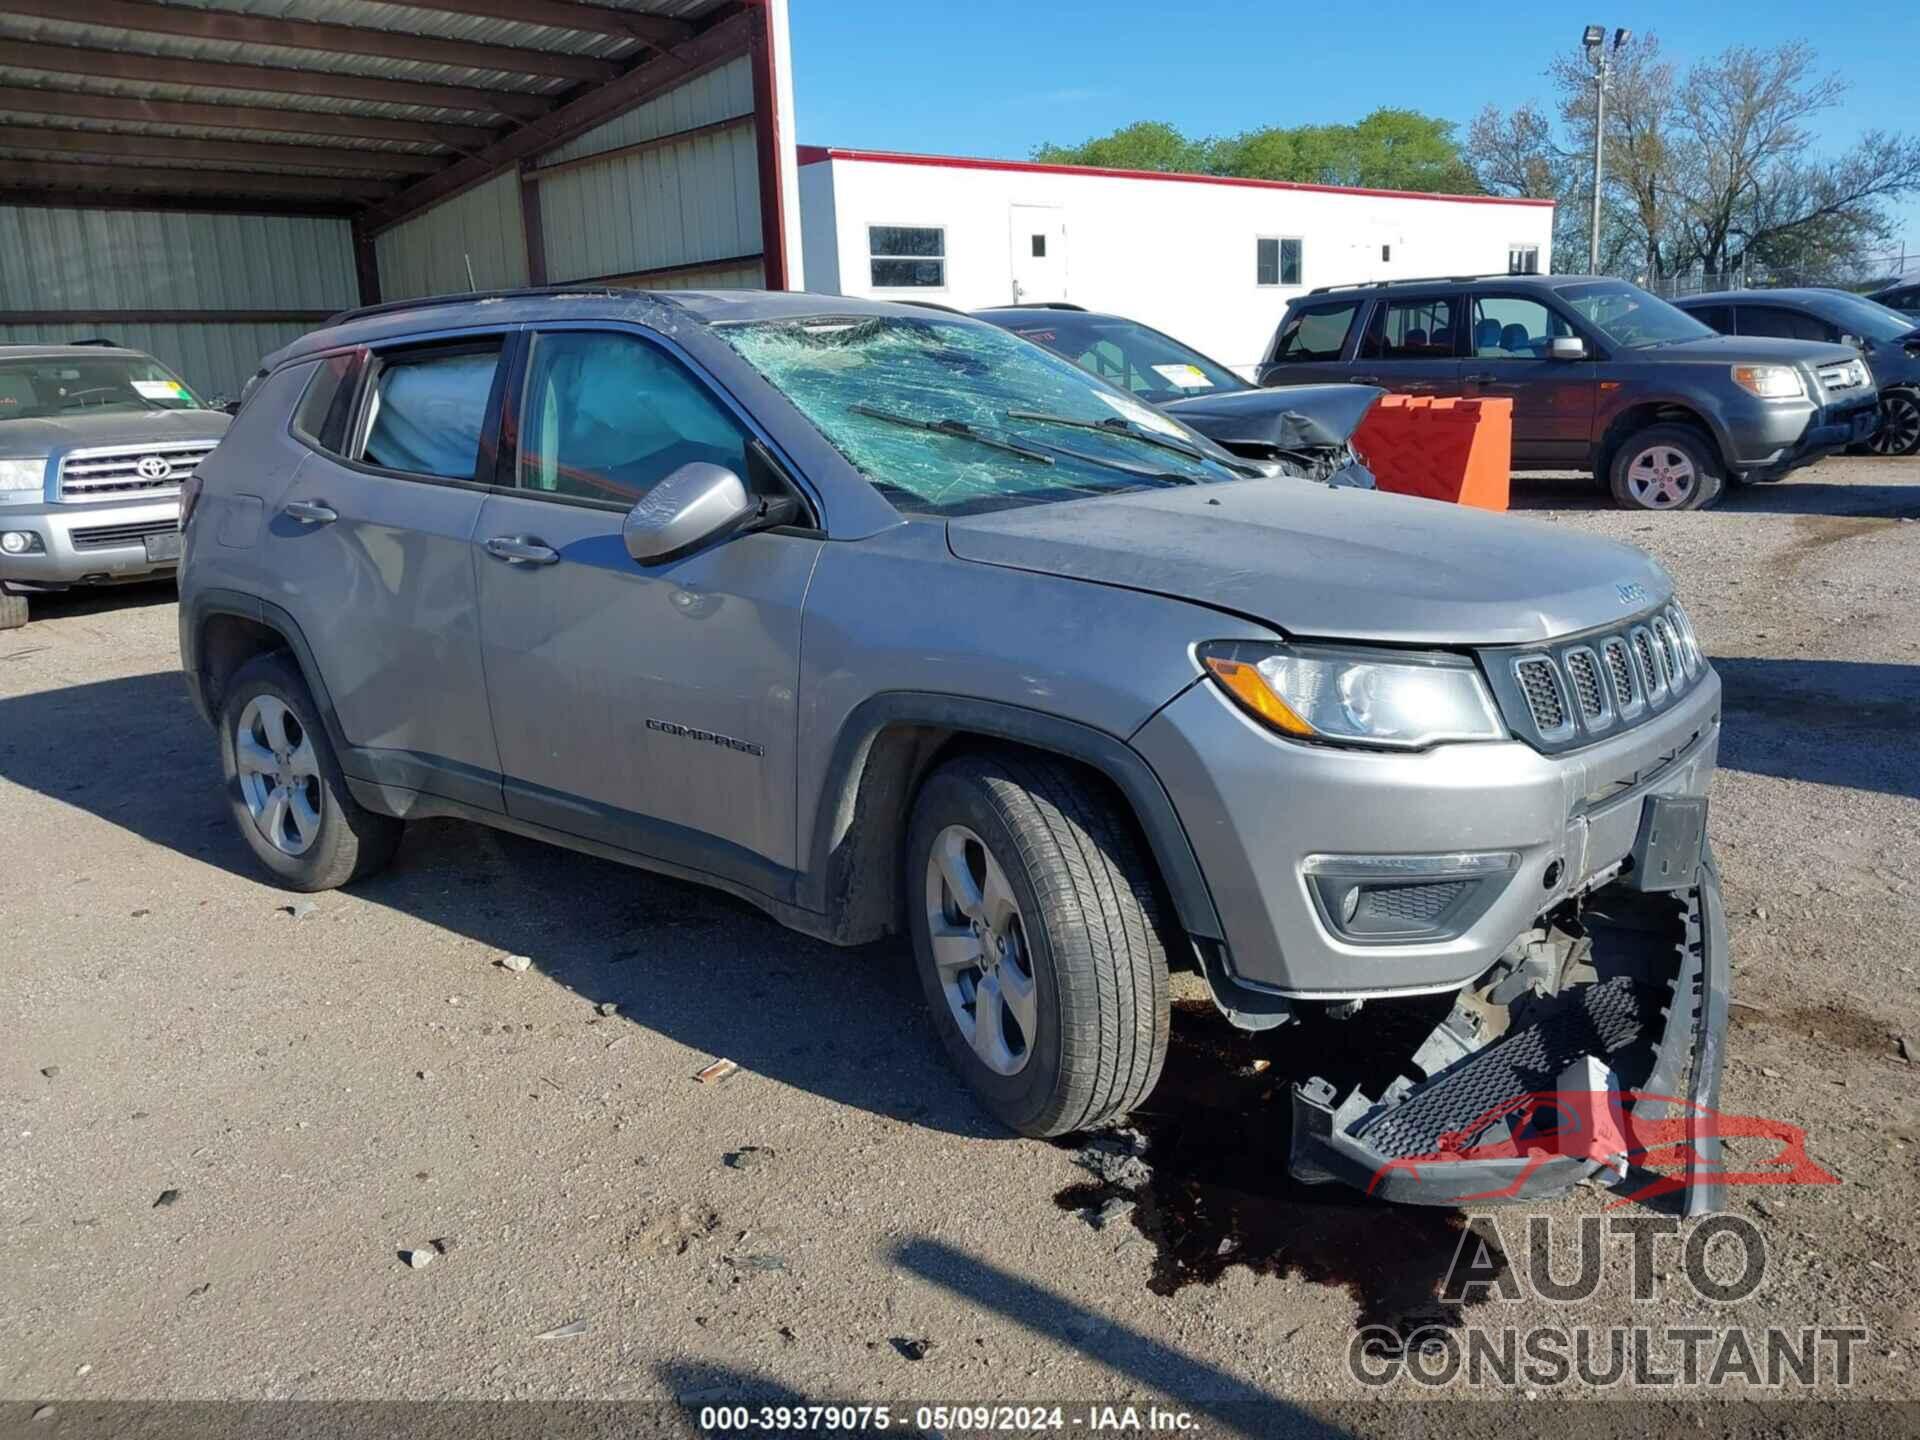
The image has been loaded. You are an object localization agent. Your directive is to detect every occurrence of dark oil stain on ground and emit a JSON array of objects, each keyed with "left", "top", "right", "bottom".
[
  {"left": 1733, "top": 998, "right": 1902, "bottom": 1058},
  {"left": 1055, "top": 998, "right": 1512, "bottom": 1349}
]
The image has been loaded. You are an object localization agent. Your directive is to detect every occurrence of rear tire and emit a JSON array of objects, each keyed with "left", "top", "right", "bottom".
[
  {"left": 218, "top": 652, "right": 401, "bottom": 891},
  {"left": 1869, "top": 389, "right": 1920, "bottom": 457},
  {"left": 0, "top": 592, "right": 25, "bottom": 631},
  {"left": 1608, "top": 424, "right": 1726, "bottom": 511},
  {"left": 906, "top": 751, "right": 1171, "bottom": 1137}
]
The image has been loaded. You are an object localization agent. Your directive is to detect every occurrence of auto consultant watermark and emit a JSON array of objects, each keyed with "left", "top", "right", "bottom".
[{"left": 1350, "top": 1212, "right": 1870, "bottom": 1392}]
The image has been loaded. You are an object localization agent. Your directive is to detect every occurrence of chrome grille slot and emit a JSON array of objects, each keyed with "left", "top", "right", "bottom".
[
  {"left": 57, "top": 441, "right": 216, "bottom": 503},
  {"left": 1563, "top": 647, "right": 1610, "bottom": 726},
  {"left": 1513, "top": 657, "right": 1571, "bottom": 739},
  {"left": 1603, "top": 638, "right": 1641, "bottom": 718},
  {"left": 1650, "top": 616, "right": 1680, "bottom": 687},
  {"left": 1632, "top": 626, "right": 1668, "bottom": 705},
  {"left": 1815, "top": 361, "right": 1867, "bottom": 395}
]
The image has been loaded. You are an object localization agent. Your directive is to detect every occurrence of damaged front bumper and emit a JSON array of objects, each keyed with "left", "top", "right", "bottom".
[{"left": 1288, "top": 855, "right": 1730, "bottom": 1217}]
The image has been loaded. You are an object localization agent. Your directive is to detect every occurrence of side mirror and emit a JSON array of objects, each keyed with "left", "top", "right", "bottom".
[
  {"left": 1549, "top": 336, "right": 1588, "bottom": 360},
  {"left": 622, "top": 462, "right": 756, "bottom": 566}
]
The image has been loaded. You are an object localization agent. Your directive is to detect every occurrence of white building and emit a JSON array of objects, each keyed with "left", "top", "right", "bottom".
[{"left": 799, "top": 146, "right": 1556, "bottom": 375}]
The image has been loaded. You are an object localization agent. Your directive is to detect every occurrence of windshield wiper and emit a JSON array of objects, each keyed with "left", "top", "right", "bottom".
[
  {"left": 1004, "top": 408, "right": 1212, "bottom": 463},
  {"left": 849, "top": 404, "right": 1055, "bottom": 465},
  {"left": 1017, "top": 436, "right": 1203, "bottom": 485}
]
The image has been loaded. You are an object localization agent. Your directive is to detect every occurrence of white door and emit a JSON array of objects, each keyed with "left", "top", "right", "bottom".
[{"left": 1008, "top": 206, "right": 1067, "bottom": 304}]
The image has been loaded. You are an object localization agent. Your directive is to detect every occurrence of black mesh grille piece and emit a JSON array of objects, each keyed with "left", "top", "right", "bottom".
[
  {"left": 1634, "top": 631, "right": 1661, "bottom": 694},
  {"left": 1604, "top": 640, "right": 1636, "bottom": 707},
  {"left": 1352, "top": 977, "right": 1657, "bottom": 1161},
  {"left": 1515, "top": 658, "right": 1566, "bottom": 731},
  {"left": 1651, "top": 619, "right": 1679, "bottom": 683},
  {"left": 1565, "top": 651, "right": 1605, "bottom": 720},
  {"left": 1356, "top": 880, "right": 1470, "bottom": 924}
]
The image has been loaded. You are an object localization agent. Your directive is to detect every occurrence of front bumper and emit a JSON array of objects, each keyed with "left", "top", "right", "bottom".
[
  {"left": 0, "top": 497, "right": 182, "bottom": 589},
  {"left": 1131, "top": 666, "right": 1721, "bottom": 999},
  {"left": 1289, "top": 858, "right": 1731, "bottom": 1216},
  {"left": 1721, "top": 390, "right": 1879, "bottom": 474}
]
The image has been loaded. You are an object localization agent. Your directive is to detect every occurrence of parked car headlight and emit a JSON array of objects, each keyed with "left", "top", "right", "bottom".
[
  {"left": 0, "top": 457, "right": 48, "bottom": 503},
  {"left": 1730, "top": 364, "right": 1805, "bottom": 400},
  {"left": 1200, "top": 641, "right": 1507, "bottom": 749}
]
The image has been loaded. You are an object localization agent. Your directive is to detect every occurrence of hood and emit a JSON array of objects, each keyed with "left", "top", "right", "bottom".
[
  {"left": 1641, "top": 334, "right": 1859, "bottom": 368},
  {"left": 1161, "top": 383, "right": 1383, "bottom": 450},
  {"left": 0, "top": 409, "right": 231, "bottom": 460},
  {"left": 1867, "top": 331, "right": 1920, "bottom": 383},
  {"left": 946, "top": 481, "right": 1671, "bottom": 646}
]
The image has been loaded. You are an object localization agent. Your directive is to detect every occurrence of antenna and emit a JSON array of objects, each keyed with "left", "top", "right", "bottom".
[{"left": 464, "top": 253, "right": 477, "bottom": 291}]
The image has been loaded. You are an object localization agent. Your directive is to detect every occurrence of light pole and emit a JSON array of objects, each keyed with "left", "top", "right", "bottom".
[{"left": 1584, "top": 25, "right": 1630, "bottom": 274}]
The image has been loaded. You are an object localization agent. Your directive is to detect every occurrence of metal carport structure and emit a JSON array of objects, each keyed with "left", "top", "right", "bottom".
[{"left": 0, "top": 0, "right": 800, "bottom": 397}]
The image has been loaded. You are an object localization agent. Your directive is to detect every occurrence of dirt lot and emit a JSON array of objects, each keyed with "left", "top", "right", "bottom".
[{"left": 2, "top": 456, "right": 1917, "bottom": 1429}]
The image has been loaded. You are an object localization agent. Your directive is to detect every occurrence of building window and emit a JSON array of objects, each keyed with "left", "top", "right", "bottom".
[
  {"left": 869, "top": 225, "right": 945, "bottom": 288},
  {"left": 1257, "top": 237, "right": 1303, "bottom": 287},
  {"left": 1508, "top": 244, "right": 1541, "bottom": 276},
  {"left": 1382, "top": 244, "right": 1392, "bottom": 263}
]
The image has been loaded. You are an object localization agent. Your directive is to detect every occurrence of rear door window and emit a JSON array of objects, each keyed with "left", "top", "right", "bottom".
[
  {"left": 1736, "top": 305, "right": 1836, "bottom": 344},
  {"left": 1360, "top": 298, "right": 1460, "bottom": 359},
  {"left": 1686, "top": 303, "right": 1733, "bottom": 334},
  {"left": 1268, "top": 301, "right": 1361, "bottom": 364},
  {"left": 358, "top": 340, "right": 504, "bottom": 482}
]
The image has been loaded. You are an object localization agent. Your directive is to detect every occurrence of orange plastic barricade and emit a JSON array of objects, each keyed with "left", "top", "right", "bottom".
[{"left": 1351, "top": 395, "right": 1513, "bottom": 511}]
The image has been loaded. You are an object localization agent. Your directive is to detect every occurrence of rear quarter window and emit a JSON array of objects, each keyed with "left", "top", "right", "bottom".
[{"left": 1268, "top": 301, "right": 1362, "bottom": 364}]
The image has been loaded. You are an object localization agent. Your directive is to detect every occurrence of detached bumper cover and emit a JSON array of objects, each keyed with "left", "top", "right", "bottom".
[{"left": 1288, "top": 857, "right": 1731, "bottom": 1216}]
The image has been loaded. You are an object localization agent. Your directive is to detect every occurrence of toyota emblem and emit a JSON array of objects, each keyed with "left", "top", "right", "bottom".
[{"left": 136, "top": 455, "right": 173, "bottom": 481}]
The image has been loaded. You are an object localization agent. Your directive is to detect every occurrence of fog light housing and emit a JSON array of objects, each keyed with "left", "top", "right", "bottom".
[
  {"left": 1303, "top": 851, "right": 1520, "bottom": 944},
  {"left": 1, "top": 529, "right": 44, "bottom": 555}
]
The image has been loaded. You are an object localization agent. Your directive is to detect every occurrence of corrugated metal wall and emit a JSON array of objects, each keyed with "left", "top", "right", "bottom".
[
  {"left": 534, "top": 54, "right": 760, "bottom": 286},
  {"left": 373, "top": 169, "right": 530, "bottom": 302},
  {"left": 0, "top": 204, "right": 356, "bottom": 398}
]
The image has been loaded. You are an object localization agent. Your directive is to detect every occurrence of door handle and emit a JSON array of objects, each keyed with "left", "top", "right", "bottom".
[
  {"left": 282, "top": 500, "right": 337, "bottom": 525},
  {"left": 1348, "top": 374, "right": 1381, "bottom": 385},
  {"left": 484, "top": 535, "right": 560, "bottom": 566},
  {"left": 1465, "top": 373, "right": 1499, "bottom": 384}
]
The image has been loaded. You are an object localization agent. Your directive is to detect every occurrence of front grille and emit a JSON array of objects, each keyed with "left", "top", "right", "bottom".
[
  {"left": 1480, "top": 602, "right": 1708, "bottom": 753},
  {"left": 57, "top": 441, "right": 217, "bottom": 503},
  {"left": 70, "top": 518, "right": 179, "bottom": 550},
  {"left": 1514, "top": 657, "right": 1569, "bottom": 737},
  {"left": 1815, "top": 360, "right": 1869, "bottom": 395}
]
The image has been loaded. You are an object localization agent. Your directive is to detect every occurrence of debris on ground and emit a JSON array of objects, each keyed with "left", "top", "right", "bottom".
[
  {"left": 39, "top": 1065, "right": 59, "bottom": 1078},
  {"left": 889, "top": 1337, "right": 933, "bottom": 1361},
  {"left": 625, "top": 1204, "right": 720, "bottom": 1257},
  {"left": 281, "top": 901, "right": 317, "bottom": 921},
  {"left": 32, "top": 1406, "right": 53, "bottom": 1423},
  {"left": 498, "top": 954, "right": 532, "bottom": 973},
  {"left": 152, "top": 1188, "right": 181, "bottom": 1208},
  {"left": 596, "top": 1001, "right": 620, "bottom": 1017},
  {"left": 1073, "top": 1129, "right": 1152, "bottom": 1189},
  {"left": 696, "top": 1058, "right": 739, "bottom": 1085},
  {"left": 1899, "top": 1036, "right": 1913, "bottom": 1064},
  {"left": 1083, "top": 1196, "right": 1137, "bottom": 1231},
  {"left": 430, "top": 1236, "right": 457, "bottom": 1255},
  {"left": 724, "top": 1145, "right": 775, "bottom": 1170},
  {"left": 187, "top": 1283, "right": 211, "bottom": 1299},
  {"left": 534, "top": 1319, "right": 590, "bottom": 1341},
  {"left": 402, "top": 1247, "right": 434, "bottom": 1270}
]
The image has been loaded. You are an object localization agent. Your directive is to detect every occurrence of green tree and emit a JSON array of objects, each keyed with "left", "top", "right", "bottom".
[{"left": 1031, "top": 110, "right": 1480, "bottom": 194}]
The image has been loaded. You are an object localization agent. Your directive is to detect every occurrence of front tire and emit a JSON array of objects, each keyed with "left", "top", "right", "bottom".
[
  {"left": 1608, "top": 425, "right": 1726, "bottom": 511},
  {"left": 906, "top": 752, "right": 1171, "bottom": 1137},
  {"left": 1869, "top": 389, "right": 1920, "bottom": 457},
  {"left": 218, "top": 652, "right": 401, "bottom": 891}
]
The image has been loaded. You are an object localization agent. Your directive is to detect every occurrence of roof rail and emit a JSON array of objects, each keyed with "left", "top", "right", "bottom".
[
  {"left": 323, "top": 284, "right": 633, "bottom": 327},
  {"left": 65, "top": 337, "right": 126, "bottom": 348},
  {"left": 1306, "top": 272, "right": 1524, "bottom": 295},
  {"left": 975, "top": 301, "right": 1087, "bottom": 312},
  {"left": 898, "top": 300, "right": 965, "bottom": 315}
]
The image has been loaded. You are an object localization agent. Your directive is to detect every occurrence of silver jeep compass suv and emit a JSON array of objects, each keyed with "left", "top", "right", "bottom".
[{"left": 179, "top": 289, "right": 1731, "bottom": 1212}]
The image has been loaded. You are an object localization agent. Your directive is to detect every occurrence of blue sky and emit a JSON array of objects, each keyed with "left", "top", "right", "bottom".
[{"left": 790, "top": 2, "right": 1919, "bottom": 257}]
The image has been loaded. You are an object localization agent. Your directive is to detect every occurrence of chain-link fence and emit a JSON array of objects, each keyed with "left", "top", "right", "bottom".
[{"left": 1635, "top": 247, "right": 1916, "bottom": 298}]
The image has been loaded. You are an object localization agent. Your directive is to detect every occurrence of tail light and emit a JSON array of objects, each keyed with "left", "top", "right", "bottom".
[{"left": 178, "top": 470, "right": 203, "bottom": 531}]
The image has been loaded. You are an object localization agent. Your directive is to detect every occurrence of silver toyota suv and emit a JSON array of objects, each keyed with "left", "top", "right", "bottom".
[
  {"left": 178, "top": 289, "right": 1731, "bottom": 1212},
  {"left": 0, "top": 342, "right": 230, "bottom": 630}
]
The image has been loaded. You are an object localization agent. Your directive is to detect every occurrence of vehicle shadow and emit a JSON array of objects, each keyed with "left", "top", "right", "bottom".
[
  {"left": 0, "top": 668, "right": 982, "bottom": 1137},
  {"left": 5, "top": 577, "right": 178, "bottom": 621},
  {"left": 1711, "top": 655, "right": 1920, "bottom": 800},
  {"left": 886, "top": 1238, "right": 1344, "bottom": 1435},
  {"left": 1508, "top": 470, "right": 1919, "bottom": 518}
]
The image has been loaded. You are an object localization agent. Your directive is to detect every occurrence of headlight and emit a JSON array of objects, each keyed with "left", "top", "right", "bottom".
[
  {"left": 1730, "top": 364, "right": 1805, "bottom": 400},
  {"left": 0, "top": 457, "right": 48, "bottom": 503},
  {"left": 1200, "top": 641, "right": 1507, "bottom": 749}
]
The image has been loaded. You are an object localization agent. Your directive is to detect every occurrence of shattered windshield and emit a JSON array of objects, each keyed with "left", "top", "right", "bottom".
[{"left": 719, "top": 314, "right": 1244, "bottom": 516}]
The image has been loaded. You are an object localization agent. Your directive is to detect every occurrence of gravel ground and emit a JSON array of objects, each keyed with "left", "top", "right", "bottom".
[{"left": 2, "top": 456, "right": 1916, "bottom": 1429}]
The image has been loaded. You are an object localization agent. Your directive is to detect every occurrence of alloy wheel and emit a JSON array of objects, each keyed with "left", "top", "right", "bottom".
[
  {"left": 1624, "top": 445, "right": 1698, "bottom": 508},
  {"left": 234, "top": 695, "right": 323, "bottom": 856},
  {"left": 1868, "top": 393, "right": 1920, "bottom": 457},
  {"left": 924, "top": 824, "right": 1038, "bottom": 1077}
]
